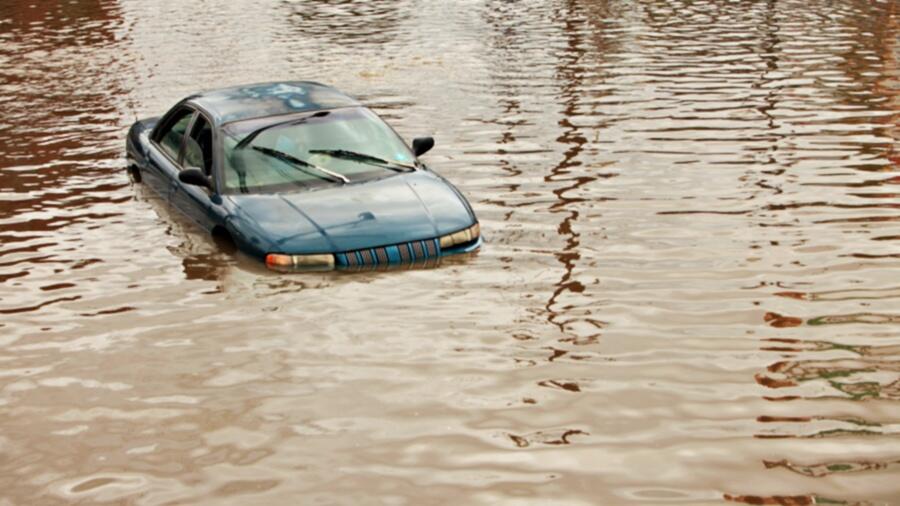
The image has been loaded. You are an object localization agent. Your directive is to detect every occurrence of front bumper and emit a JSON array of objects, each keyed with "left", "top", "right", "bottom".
[{"left": 265, "top": 235, "right": 482, "bottom": 273}]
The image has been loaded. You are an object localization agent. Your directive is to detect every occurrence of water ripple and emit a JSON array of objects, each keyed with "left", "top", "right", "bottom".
[{"left": 0, "top": 0, "right": 898, "bottom": 504}]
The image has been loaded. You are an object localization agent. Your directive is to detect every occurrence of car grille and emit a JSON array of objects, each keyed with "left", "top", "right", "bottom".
[{"left": 335, "top": 238, "right": 441, "bottom": 269}]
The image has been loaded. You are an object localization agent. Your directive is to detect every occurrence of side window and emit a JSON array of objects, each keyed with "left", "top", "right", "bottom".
[
  {"left": 156, "top": 109, "right": 193, "bottom": 161},
  {"left": 184, "top": 115, "right": 213, "bottom": 176}
]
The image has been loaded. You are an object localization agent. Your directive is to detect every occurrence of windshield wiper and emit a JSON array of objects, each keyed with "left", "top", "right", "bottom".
[
  {"left": 308, "top": 149, "right": 415, "bottom": 172},
  {"left": 252, "top": 146, "right": 349, "bottom": 184},
  {"left": 236, "top": 111, "right": 331, "bottom": 150}
]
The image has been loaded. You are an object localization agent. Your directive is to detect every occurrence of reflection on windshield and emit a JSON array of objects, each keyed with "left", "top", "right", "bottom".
[{"left": 223, "top": 107, "right": 414, "bottom": 193}]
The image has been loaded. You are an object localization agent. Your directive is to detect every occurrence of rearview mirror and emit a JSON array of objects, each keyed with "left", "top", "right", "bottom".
[
  {"left": 412, "top": 137, "right": 434, "bottom": 157},
  {"left": 179, "top": 167, "right": 212, "bottom": 190}
]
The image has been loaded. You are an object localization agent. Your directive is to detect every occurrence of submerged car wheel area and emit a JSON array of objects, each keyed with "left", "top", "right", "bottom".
[{"left": 125, "top": 81, "right": 481, "bottom": 271}]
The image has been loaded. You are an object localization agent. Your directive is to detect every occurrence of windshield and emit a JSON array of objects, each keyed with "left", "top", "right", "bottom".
[{"left": 222, "top": 107, "right": 415, "bottom": 193}]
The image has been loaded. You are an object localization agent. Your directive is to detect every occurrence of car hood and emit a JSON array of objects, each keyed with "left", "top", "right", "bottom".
[{"left": 225, "top": 170, "right": 474, "bottom": 254}]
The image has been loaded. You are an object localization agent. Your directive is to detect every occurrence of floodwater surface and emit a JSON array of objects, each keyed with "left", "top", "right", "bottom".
[{"left": 1, "top": 0, "right": 899, "bottom": 504}]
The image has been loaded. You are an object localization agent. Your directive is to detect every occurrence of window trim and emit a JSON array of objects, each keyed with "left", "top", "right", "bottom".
[
  {"left": 151, "top": 106, "right": 196, "bottom": 167},
  {"left": 183, "top": 111, "right": 214, "bottom": 173},
  {"left": 151, "top": 105, "right": 220, "bottom": 194},
  {"left": 184, "top": 109, "right": 218, "bottom": 194}
]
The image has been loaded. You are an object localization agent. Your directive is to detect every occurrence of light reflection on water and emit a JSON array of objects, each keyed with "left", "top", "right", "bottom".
[{"left": 0, "top": 0, "right": 898, "bottom": 504}]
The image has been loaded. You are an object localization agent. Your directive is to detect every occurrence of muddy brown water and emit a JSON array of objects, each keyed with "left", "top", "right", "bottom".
[{"left": 1, "top": 0, "right": 899, "bottom": 504}]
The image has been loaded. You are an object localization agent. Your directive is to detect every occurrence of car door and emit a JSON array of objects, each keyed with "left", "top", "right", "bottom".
[
  {"left": 171, "top": 112, "right": 217, "bottom": 230},
  {"left": 146, "top": 107, "right": 193, "bottom": 199}
]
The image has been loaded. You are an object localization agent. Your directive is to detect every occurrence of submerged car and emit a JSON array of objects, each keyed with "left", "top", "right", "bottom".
[{"left": 125, "top": 81, "right": 481, "bottom": 271}]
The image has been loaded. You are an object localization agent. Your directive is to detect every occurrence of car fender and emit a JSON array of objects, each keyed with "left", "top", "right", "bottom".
[
  {"left": 224, "top": 214, "right": 272, "bottom": 260},
  {"left": 425, "top": 168, "right": 477, "bottom": 222}
]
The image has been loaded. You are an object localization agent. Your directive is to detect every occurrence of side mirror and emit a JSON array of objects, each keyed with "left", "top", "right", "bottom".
[
  {"left": 179, "top": 167, "right": 212, "bottom": 190},
  {"left": 412, "top": 137, "right": 434, "bottom": 157}
]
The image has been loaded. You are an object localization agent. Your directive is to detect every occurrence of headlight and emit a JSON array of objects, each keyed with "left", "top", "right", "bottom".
[
  {"left": 439, "top": 222, "right": 480, "bottom": 249},
  {"left": 265, "top": 253, "right": 335, "bottom": 270}
]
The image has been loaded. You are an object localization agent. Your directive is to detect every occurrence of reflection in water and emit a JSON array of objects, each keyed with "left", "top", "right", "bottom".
[
  {"left": 541, "top": 0, "right": 610, "bottom": 349},
  {"left": 281, "top": 0, "right": 410, "bottom": 49},
  {"left": 757, "top": 335, "right": 900, "bottom": 404},
  {"left": 507, "top": 428, "right": 588, "bottom": 448},
  {"left": 723, "top": 494, "right": 818, "bottom": 506},
  {"left": 1, "top": 0, "right": 899, "bottom": 504},
  {"left": 754, "top": 310, "right": 900, "bottom": 500},
  {"left": 764, "top": 457, "right": 900, "bottom": 478},
  {"left": 764, "top": 310, "right": 900, "bottom": 327}
]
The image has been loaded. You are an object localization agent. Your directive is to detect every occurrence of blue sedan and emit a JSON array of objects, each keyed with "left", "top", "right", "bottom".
[{"left": 125, "top": 82, "right": 481, "bottom": 271}]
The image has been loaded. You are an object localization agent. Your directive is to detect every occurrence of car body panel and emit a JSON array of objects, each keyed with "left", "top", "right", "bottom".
[
  {"left": 125, "top": 116, "right": 157, "bottom": 179},
  {"left": 145, "top": 143, "right": 180, "bottom": 199},
  {"left": 225, "top": 170, "right": 474, "bottom": 255},
  {"left": 171, "top": 176, "right": 215, "bottom": 230},
  {"left": 125, "top": 81, "right": 480, "bottom": 269}
]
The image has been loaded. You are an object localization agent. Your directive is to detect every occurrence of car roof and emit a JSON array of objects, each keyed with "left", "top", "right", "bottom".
[{"left": 186, "top": 81, "right": 360, "bottom": 126}]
